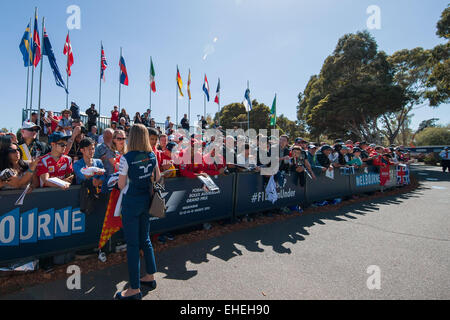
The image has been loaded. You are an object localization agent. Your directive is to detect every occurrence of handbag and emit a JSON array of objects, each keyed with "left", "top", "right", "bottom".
[{"left": 149, "top": 169, "right": 167, "bottom": 219}]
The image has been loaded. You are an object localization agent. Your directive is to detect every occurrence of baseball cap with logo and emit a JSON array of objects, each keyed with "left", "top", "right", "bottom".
[
  {"left": 49, "top": 132, "right": 70, "bottom": 144},
  {"left": 22, "top": 121, "right": 41, "bottom": 131}
]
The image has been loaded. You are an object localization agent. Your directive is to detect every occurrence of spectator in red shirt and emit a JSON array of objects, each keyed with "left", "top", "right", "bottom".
[
  {"left": 36, "top": 132, "right": 74, "bottom": 190},
  {"left": 111, "top": 106, "right": 119, "bottom": 123}
]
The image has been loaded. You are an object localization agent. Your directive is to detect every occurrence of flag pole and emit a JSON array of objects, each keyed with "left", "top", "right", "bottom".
[
  {"left": 65, "top": 30, "right": 70, "bottom": 109},
  {"left": 218, "top": 78, "right": 221, "bottom": 127},
  {"left": 176, "top": 65, "right": 178, "bottom": 130},
  {"left": 119, "top": 47, "right": 122, "bottom": 113},
  {"left": 37, "top": 16, "right": 45, "bottom": 139},
  {"left": 188, "top": 69, "right": 191, "bottom": 131},
  {"left": 25, "top": 17, "right": 32, "bottom": 117},
  {"left": 204, "top": 74, "right": 206, "bottom": 119},
  {"left": 30, "top": 7, "right": 38, "bottom": 119},
  {"left": 98, "top": 41, "right": 103, "bottom": 127},
  {"left": 247, "top": 80, "right": 250, "bottom": 131},
  {"left": 149, "top": 57, "right": 152, "bottom": 117}
]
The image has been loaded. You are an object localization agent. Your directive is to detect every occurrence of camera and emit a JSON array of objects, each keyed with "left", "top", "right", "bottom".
[{"left": 0, "top": 169, "right": 15, "bottom": 182}]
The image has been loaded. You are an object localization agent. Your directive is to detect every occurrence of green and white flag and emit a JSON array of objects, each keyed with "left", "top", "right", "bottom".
[{"left": 270, "top": 94, "right": 277, "bottom": 126}]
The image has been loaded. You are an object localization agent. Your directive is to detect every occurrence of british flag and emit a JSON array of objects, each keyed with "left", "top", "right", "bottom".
[
  {"left": 100, "top": 44, "right": 107, "bottom": 81},
  {"left": 396, "top": 164, "right": 410, "bottom": 185}
]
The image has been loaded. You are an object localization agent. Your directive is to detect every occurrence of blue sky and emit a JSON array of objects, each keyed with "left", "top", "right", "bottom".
[{"left": 1, "top": 0, "right": 448, "bottom": 133}]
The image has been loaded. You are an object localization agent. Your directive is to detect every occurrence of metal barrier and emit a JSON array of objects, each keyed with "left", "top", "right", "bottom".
[
  {"left": 22, "top": 109, "right": 197, "bottom": 134},
  {"left": 0, "top": 166, "right": 406, "bottom": 265}
]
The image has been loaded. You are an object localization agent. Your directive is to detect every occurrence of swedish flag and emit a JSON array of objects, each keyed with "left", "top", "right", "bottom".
[{"left": 19, "top": 23, "right": 33, "bottom": 67}]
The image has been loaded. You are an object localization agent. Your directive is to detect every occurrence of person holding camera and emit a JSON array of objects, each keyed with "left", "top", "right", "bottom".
[
  {"left": 0, "top": 135, "right": 38, "bottom": 190},
  {"left": 18, "top": 122, "right": 50, "bottom": 162}
]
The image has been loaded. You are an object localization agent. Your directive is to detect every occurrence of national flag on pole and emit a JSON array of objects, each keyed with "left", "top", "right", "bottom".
[
  {"left": 243, "top": 88, "right": 252, "bottom": 111},
  {"left": 187, "top": 69, "right": 192, "bottom": 100},
  {"left": 150, "top": 58, "right": 156, "bottom": 93},
  {"left": 32, "top": 13, "right": 41, "bottom": 68},
  {"left": 203, "top": 74, "right": 210, "bottom": 102},
  {"left": 42, "top": 28, "right": 68, "bottom": 93},
  {"left": 100, "top": 44, "right": 107, "bottom": 81},
  {"left": 119, "top": 55, "right": 129, "bottom": 86},
  {"left": 63, "top": 33, "right": 74, "bottom": 76},
  {"left": 270, "top": 94, "right": 277, "bottom": 126},
  {"left": 177, "top": 66, "right": 183, "bottom": 97},
  {"left": 214, "top": 78, "right": 220, "bottom": 105},
  {"left": 19, "top": 23, "right": 33, "bottom": 67}
]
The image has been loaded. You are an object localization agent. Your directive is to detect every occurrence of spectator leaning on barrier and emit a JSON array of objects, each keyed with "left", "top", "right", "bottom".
[
  {"left": 36, "top": 132, "right": 74, "bottom": 190},
  {"left": 73, "top": 137, "right": 105, "bottom": 187},
  {"left": 307, "top": 144, "right": 325, "bottom": 174},
  {"left": 0, "top": 135, "right": 38, "bottom": 190},
  {"left": 347, "top": 147, "right": 364, "bottom": 168},
  {"left": 181, "top": 114, "right": 190, "bottom": 131},
  {"left": 18, "top": 122, "right": 50, "bottom": 161},
  {"left": 314, "top": 145, "right": 334, "bottom": 172},
  {"left": 439, "top": 147, "right": 450, "bottom": 173}
]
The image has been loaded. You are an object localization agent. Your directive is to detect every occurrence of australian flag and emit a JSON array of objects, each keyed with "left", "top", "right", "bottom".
[{"left": 42, "top": 28, "right": 68, "bottom": 93}]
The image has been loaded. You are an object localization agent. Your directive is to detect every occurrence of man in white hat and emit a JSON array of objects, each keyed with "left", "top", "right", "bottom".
[{"left": 18, "top": 122, "right": 50, "bottom": 162}]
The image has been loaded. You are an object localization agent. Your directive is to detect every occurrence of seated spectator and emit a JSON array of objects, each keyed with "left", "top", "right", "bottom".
[
  {"left": 58, "top": 109, "right": 73, "bottom": 136},
  {"left": 36, "top": 132, "right": 74, "bottom": 190},
  {"left": 119, "top": 108, "right": 130, "bottom": 124},
  {"left": 94, "top": 128, "right": 116, "bottom": 178},
  {"left": 111, "top": 121, "right": 118, "bottom": 131},
  {"left": 0, "top": 135, "right": 38, "bottom": 190},
  {"left": 73, "top": 137, "right": 105, "bottom": 187},
  {"left": 47, "top": 111, "right": 61, "bottom": 135},
  {"left": 133, "top": 112, "right": 142, "bottom": 124},
  {"left": 87, "top": 125, "right": 99, "bottom": 143},
  {"left": 67, "top": 125, "right": 87, "bottom": 162},
  {"left": 157, "top": 134, "right": 168, "bottom": 152}
]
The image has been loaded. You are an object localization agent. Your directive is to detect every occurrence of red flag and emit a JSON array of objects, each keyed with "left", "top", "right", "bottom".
[
  {"left": 63, "top": 33, "right": 74, "bottom": 76},
  {"left": 98, "top": 156, "right": 123, "bottom": 249}
]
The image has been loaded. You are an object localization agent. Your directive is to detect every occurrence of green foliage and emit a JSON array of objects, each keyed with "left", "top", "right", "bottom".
[
  {"left": 436, "top": 5, "right": 450, "bottom": 39},
  {"left": 425, "top": 43, "right": 450, "bottom": 106},
  {"left": 423, "top": 153, "right": 439, "bottom": 166},
  {"left": 276, "top": 114, "right": 306, "bottom": 141},
  {"left": 414, "top": 126, "right": 450, "bottom": 146},
  {"left": 297, "top": 31, "right": 406, "bottom": 143},
  {"left": 218, "top": 100, "right": 271, "bottom": 131}
]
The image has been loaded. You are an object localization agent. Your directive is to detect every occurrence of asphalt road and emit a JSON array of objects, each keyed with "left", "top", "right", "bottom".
[{"left": 2, "top": 164, "right": 449, "bottom": 300}]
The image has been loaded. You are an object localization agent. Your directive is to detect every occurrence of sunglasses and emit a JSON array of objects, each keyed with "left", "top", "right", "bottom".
[
  {"left": 56, "top": 143, "right": 68, "bottom": 148},
  {"left": 114, "top": 137, "right": 126, "bottom": 141},
  {"left": 8, "top": 148, "right": 20, "bottom": 154},
  {"left": 25, "top": 128, "right": 39, "bottom": 133}
]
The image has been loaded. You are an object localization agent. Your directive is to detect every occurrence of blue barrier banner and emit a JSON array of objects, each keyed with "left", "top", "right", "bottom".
[
  {"left": 149, "top": 175, "right": 234, "bottom": 233},
  {"left": 305, "top": 168, "right": 352, "bottom": 203},
  {"left": 0, "top": 187, "right": 107, "bottom": 264},
  {"left": 350, "top": 165, "right": 399, "bottom": 194},
  {"left": 234, "top": 172, "right": 306, "bottom": 217}
]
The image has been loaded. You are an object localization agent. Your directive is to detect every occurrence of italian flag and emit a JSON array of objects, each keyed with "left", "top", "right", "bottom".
[{"left": 150, "top": 58, "right": 156, "bottom": 93}]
